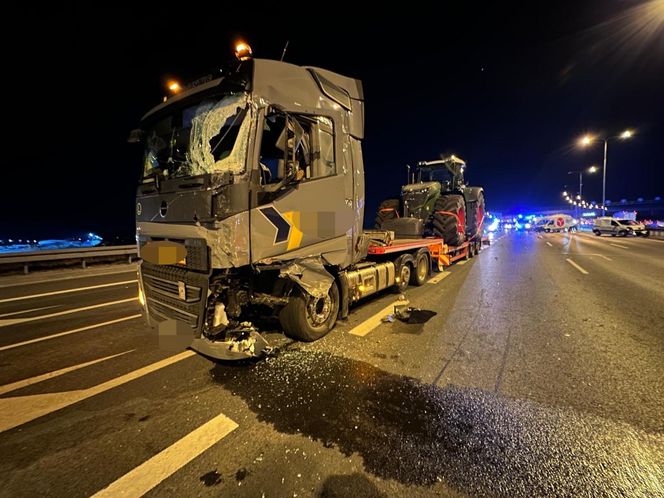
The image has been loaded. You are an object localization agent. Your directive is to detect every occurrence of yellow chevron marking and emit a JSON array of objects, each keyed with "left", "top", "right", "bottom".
[{"left": 283, "top": 211, "right": 303, "bottom": 251}]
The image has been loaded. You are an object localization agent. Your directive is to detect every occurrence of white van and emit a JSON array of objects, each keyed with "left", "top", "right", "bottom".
[{"left": 593, "top": 217, "right": 649, "bottom": 237}]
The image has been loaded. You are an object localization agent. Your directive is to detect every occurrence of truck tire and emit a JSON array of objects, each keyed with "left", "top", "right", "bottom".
[
  {"left": 432, "top": 195, "right": 466, "bottom": 246},
  {"left": 593, "top": 229, "right": 601, "bottom": 236},
  {"left": 466, "top": 191, "right": 485, "bottom": 238},
  {"left": 375, "top": 199, "right": 400, "bottom": 228},
  {"left": 411, "top": 252, "right": 429, "bottom": 286},
  {"left": 279, "top": 281, "right": 339, "bottom": 342}
]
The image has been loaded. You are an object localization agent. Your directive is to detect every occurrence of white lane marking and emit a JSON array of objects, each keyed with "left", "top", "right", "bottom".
[
  {"left": 610, "top": 242, "right": 629, "bottom": 249},
  {"left": 0, "top": 351, "right": 195, "bottom": 433},
  {"left": 457, "top": 260, "right": 468, "bottom": 266},
  {"left": 566, "top": 258, "right": 589, "bottom": 275},
  {"left": 0, "top": 298, "right": 137, "bottom": 328},
  {"left": 348, "top": 299, "right": 409, "bottom": 337},
  {"left": 594, "top": 254, "right": 613, "bottom": 261},
  {"left": 0, "top": 267, "right": 137, "bottom": 289},
  {"left": 0, "top": 350, "right": 134, "bottom": 395},
  {"left": 0, "top": 280, "right": 137, "bottom": 304},
  {"left": 92, "top": 412, "right": 238, "bottom": 498},
  {"left": 0, "top": 305, "right": 60, "bottom": 318},
  {"left": 0, "top": 314, "right": 142, "bottom": 352},
  {"left": 428, "top": 271, "right": 451, "bottom": 284},
  {"left": 546, "top": 242, "right": 553, "bottom": 247}
]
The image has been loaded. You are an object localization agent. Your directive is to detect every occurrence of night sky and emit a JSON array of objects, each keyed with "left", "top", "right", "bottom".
[{"left": 3, "top": 1, "right": 663, "bottom": 240}]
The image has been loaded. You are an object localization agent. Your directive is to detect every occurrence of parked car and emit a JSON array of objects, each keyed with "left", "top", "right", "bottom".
[{"left": 593, "top": 217, "right": 650, "bottom": 237}]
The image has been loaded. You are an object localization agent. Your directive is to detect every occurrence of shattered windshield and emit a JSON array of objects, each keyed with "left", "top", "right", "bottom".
[{"left": 142, "top": 94, "right": 250, "bottom": 181}]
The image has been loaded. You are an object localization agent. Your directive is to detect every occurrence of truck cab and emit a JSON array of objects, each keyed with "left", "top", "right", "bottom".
[{"left": 132, "top": 57, "right": 367, "bottom": 359}]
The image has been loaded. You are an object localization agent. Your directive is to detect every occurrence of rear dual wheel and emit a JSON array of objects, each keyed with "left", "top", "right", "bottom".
[{"left": 410, "top": 252, "right": 429, "bottom": 286}]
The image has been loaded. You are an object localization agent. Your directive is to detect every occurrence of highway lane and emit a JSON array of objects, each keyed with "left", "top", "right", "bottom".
[{"left": 0, "top": 234, "right": 662, "bottom": 497}]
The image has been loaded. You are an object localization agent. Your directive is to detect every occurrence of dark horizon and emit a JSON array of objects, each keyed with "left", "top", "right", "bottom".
[{"left": 2, "top": 1, "right": 663, "bottom": 239}]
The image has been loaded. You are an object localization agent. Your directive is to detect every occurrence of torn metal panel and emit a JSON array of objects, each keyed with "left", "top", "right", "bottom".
[
  {"left": 137, "top": 213, "right": 250, "bottom": 269},
  {"left": 191, "top": 323, "right": 270, "bottom": 360},
  {"left": 279, "top": 257, "right": 334, "bottom": 299}
]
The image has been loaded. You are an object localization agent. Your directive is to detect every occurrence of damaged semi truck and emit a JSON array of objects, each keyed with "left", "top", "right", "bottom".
[{"left": 132, "top": 50, "right": 480, "bottom": 360}]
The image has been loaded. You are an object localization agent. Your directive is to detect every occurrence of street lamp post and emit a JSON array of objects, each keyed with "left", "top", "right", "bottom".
[
  {"left": 567, "top": 166, "right": 598, "bottom": 212},
  {"left": 579, "top": 130, "right": 633, "bottom": 216}
]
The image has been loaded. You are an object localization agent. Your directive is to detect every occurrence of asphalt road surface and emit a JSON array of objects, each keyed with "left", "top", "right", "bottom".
[{"left": 0, "top": 231, "right": 662, "bottom": 497}]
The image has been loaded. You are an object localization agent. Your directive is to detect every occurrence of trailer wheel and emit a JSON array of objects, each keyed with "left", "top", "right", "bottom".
[
  {"left": 396, "top": 263, "right": 410, "bottom": 293},
  {"left": 279, "top": 281, "right": 339, "bottom": 342},
  {"left": 375, "top": 199, "right": 401, "bottom": 228},
  {"left": 411, "top": 252, "right": 429, "bottom": 286}
]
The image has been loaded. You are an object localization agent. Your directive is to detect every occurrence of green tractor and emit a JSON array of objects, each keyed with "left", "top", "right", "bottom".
[{"left": 375, "top": 155, "right": 485, "bottom": 246}]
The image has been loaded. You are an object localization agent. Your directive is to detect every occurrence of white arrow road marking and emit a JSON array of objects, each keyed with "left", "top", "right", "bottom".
[
  {"left": 92, "top": 413, "right": 238, "bottom": 498},
  {"left": 0, "top": 298, "right": 137, "bottom": 327},
  {"left": 0, "top": 350, "right": 134, "bottom": 395},
  {"left": 0, "top": 351, "right": 195, "bottom": 433},
  {"left": 566, "top": 258, "right": 589, "bottom": 275},
  {"left": 0, "top": 314, "right": 142, "bottom": 352},
  {"left": 0, "top": 280, "right": 137, "bottom": 304}
]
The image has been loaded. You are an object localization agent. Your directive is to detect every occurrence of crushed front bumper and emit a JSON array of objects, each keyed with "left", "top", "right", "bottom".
[{"left": 190, "top": 327, "right": 271, "bottom": 361}]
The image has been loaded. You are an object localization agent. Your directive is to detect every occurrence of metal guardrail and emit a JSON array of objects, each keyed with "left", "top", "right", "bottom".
[
  {"left": 0, "top": 245, "right": 138, "bottom": 274},
  {"left": 649, "top": 228, "right": 664, "bottom": 240}
]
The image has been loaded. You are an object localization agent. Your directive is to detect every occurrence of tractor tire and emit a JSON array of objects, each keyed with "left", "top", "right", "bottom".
[
  {"left": 466, "top": 191, "right": 485, "bottom": 238},
  {"left": 432, "top": 195, "right": 466, "bottom": 246},
  {"left": 374, "top": 199, "right": 400, "bottom": 229},
  {"left": 279, "top": 281, "right": 339, "bottom": 342}
]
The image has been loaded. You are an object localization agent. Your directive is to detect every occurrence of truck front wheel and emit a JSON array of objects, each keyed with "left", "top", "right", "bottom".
[{"left": 279, "top": 281, "right": 340, "bottom": 342}]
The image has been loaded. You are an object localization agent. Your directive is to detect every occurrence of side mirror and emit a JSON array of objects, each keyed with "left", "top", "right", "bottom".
[{"left": 127, "top": 128, "right": 145, "bottom": 144}]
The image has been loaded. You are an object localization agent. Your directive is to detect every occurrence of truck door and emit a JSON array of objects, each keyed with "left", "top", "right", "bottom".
[{"left": 250, "top": 110, "right": 354, "bottom": 266}]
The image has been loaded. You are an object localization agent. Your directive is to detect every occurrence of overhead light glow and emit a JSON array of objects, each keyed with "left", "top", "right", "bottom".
[
  {"left": 167, "top": 80, "right": 181, "bottom": 93},
  {"left": 234, "top": 41, "right": 253, "bottom": 61}
]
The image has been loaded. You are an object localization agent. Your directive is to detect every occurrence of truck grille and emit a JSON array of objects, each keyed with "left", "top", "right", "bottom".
[
  {"left": 141, "top": 262, "right": 209, "bottom": 332},
  {"left": 138, "top": 236, "right": 209, "bottom": 272}
]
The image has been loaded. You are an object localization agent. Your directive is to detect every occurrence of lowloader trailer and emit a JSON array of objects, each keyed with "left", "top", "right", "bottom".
[{"left": 131, "top": 46, "right": 485, "bottom": 360}]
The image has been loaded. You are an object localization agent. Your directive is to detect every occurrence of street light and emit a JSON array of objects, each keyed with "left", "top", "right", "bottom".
[
  {"left": 567, "top": 165, "right": 598, "bottom": 198},
  {"left": 578, "top": 130, "right": 633, "bottom": 215}
]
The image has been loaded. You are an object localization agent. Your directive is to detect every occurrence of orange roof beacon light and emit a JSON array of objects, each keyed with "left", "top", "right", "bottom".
[
  {"left": 234, "top": 41, "right": 253, "bottom": 61},
  {"left": 167, "top": 80, "right": 181, "bottom": 94}
]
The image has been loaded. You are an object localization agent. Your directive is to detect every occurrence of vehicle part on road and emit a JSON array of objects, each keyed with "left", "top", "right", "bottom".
[
  {"left": 191, "top": 323, "right": 271, "bottom": 359},
  {"left": 394, "top": 305, "right": 437, "bottom": 324}
]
